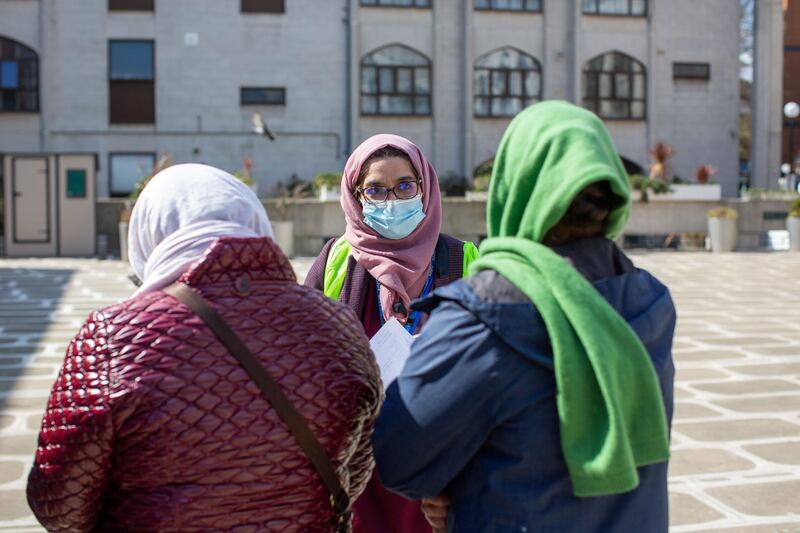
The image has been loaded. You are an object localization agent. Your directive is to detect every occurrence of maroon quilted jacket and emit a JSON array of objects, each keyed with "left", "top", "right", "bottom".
[{"left": 27, "top": 237, "right": 382, "bottom": 532}]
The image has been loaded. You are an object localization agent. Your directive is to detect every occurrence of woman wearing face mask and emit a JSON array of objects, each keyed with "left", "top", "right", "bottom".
[{"left": 305, "top": 134, "right": 479, "bottom": 533}]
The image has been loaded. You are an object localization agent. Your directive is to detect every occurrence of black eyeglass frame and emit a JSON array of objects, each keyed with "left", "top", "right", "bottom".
[{"left": 355, "top": 177, "right": 423, "bottom": 205}]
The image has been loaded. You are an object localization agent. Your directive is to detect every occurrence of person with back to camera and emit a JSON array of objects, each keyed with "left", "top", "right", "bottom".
[{"left": 372, "top": 101, "right": 676, "bottom": 532}]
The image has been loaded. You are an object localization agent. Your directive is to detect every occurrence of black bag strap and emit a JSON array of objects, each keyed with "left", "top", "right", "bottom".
[{"left": 163, "top": 283, "right": 351, "bottom": 529}]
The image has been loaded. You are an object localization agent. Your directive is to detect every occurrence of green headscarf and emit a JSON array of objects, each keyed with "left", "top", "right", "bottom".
[{"left": 471, "top": 101, "right": 669, "bottom": 497}]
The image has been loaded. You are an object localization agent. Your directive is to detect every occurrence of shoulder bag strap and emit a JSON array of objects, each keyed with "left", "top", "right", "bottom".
[{"left": 163, "top": 283, "right": 351, "bottom": 528}]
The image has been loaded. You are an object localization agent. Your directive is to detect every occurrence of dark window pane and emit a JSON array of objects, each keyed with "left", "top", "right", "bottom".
[
  {"left": 414, "top": 96, "right": 431, "bottom": 115},
  {"left": 491, "top": 71, "right": 506, "bottom": 95},
  {"left": 474, "top": 97, "right": 490, "bottom": 116},
  {"left": 673, "top": 62, "right": 711, "bottom": 80},
  {"left": 109, "top": 0, "right": 154, "bottom": 11},
  {"left": 475, "top": 70, "right": 489, "bottom": 96},
  {"left": 0, "top": 61, "right": 18, "bottom": 89},
  {"left": 240, "top": 87, "right": 286, "bottom": 105},
  {"left": 110, "top": 153, "right": 155, "bottom": 196},
  {"left": 379, "top": 67, "right": 395, "bottom": 92},
  {"left": 110, "top": 80, "right": 155, "bottom": 123},
  {"left": 380, "top": 95, "right": 413, "bottom": 114},
  {"left": 397, "top": 68, "right": 413, "bottom": 94},
  {"left": 241, "top": 0, "right": 285, "bottom": 13},
  {"left": 362, "top": 95, "right": 378, "bottom": 114},
  {"left": 414, "top": 67, "right": 430, "bottom": 93},
  {"left": 1, "top": 90, "right": 18, "bottom": 111},
  {"left": 110, "top": 41, "right": 153, "bottom": 80},
  {"left": 362, "top": 67, "right": 377, "bottom": 93}
]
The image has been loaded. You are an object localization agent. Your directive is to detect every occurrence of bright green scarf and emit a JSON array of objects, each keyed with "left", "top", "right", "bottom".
[{"left": 471, "top": 101, "right": 669, "bottom": 497}]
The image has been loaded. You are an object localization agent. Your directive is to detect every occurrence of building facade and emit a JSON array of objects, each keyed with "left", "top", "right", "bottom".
[{"left": 0, "top": 0, "right": 765, "bottom": 199}]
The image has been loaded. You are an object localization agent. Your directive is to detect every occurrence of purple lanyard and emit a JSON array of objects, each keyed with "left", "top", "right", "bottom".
[{"left": 376, "top": 256, "right": 436, "bottom": 335}]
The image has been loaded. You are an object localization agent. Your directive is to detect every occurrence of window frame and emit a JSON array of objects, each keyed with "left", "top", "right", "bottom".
[
  {"left": 582, "top": 0, "right": 648, "bottom": 17},
  {"left": 0, "top": 36, "right": 40, "bottom": 113},
  {"left": 582, "top": 51, "right": 647, "bottom": 121},
  {"left": 359, "top": 0, "right": 432, "bottom": 8},
  {"left": 108, "top": 39, "right": 155, "bottom": 125},
  {"left": 108, "top": 152, "right": 156, "bottom": 198},
  {"left": 241, "top": 0, "right": 286, "bottom": 13},
  {"left": 108, "top": 0, "right": 154, "bottom": 12},
  {"left": 474, "top": 0, "right": 542, "bottom": 13},
  {"left": 360, "top": 44, "right": 432, "bottom": 117},
  {"left": 240, "top": 86, "right": 286, "bottom": 106},
  {"left": 673, "top": 62, "right": 711, "bottom": 81},
  {"left": 473, "top": 48, "right": 542, "bottom": 118}
]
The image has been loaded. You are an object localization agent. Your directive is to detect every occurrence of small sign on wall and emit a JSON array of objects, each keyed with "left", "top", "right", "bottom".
[{"left": 66, "top": 169, "right": 87, "bottom": 198}]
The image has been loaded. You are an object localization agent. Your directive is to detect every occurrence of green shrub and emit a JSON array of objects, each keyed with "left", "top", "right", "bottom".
[
  {"left": 790, "top": 197, "right": 800, "bottom": 218},
  {"left": 707, "top": 207, "right": 738, "bottom": 220}
]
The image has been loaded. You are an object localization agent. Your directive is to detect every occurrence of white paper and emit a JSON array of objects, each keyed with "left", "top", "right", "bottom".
[{"left": 369, "top": 318, "right": 414, "bottom": 391}]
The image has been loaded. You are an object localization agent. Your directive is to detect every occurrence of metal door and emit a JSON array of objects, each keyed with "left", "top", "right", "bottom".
[{"left": 13, "top": 157, "right": 50, "bottom": 243}]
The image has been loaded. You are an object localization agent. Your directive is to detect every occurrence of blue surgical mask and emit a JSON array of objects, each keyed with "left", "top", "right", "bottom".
[{"left": 361, "top": 197, "right": 426, "bottom": 240}]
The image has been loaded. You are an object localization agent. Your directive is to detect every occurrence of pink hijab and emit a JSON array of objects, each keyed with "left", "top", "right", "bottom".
[{"left": 341, "top": 134, "right": 442, "bottom": 322}]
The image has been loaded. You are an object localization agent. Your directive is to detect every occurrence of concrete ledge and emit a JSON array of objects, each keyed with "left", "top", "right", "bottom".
[{"left": 93, "top": 197, "right": 796, "bottom": 257}]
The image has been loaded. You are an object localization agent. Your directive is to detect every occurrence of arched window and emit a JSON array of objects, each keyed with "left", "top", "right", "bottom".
[
  {"left": 0, "top": 36, "right": 39, "bottom": 112},
  {"left": 474, "top": 47, "right": 541, "bottom": 118},
  {"left": 582, "top": 0, "right": 647, "bottom": 16},
  {"left": 583, "top": 51, "right": 646, "bottom": 120},
  {"left": 361, "top": 44, "right": 431, "bottom": 116}
]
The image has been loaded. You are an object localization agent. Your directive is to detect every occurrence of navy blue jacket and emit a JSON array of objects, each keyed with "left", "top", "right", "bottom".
[{"left": 372, "top": 239, "right": 676, "bottom": 533}]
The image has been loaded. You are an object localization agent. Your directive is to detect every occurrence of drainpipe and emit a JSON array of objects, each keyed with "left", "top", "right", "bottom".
[
  {"left": 38, "top": 0, "right": 46, "bottom": 152},
  {"left": 343, "top": 0, "right": 353, "bottom": 156}
]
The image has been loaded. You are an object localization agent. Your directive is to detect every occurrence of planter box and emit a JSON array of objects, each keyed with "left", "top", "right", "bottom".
[
  {"left": 318, "top": 185, "right": 341, "bottom": 202},
  {"left": 465, "top": 191, "right": 488, "bottom": 201},
  {"left": 651, "top": 184, "right": 722, "bottom": 202},
  {"left": 788, "top": 217, "right": 800, "bottom": 251},
  {"left": 707, "top": 218, "right": 737, "bottom": 253},
  {"left": 119, "top": 221, "right": 129, "bottom": 262},
  {"left": 271, "top": 220, "right": 295, "bottom": 258}
]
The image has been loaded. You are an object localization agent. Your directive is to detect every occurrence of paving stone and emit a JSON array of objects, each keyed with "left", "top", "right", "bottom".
[
  {"left": 744, "top": 441, "right": 800, "bottom": 465},
  {"left": 0, "top": 461, "right": 25, "bottom": 484},
  {"left": 705, "top": 525, "right": 800, "bottom": 532},
  {"left": 674, "top": 419, "right": 800, "bottom": 442},
  {"left": 0, "top": 379, "right": 53, "bottom": 393},
  {"left": 751, "top": 346, "right": 800, "bottom": 357},
  {"left": 729, "top": 363, "right": 800, "bottom": 377},
  {"left": 707, "top": 480, "right": 800, "bottom": 516},
  {"left": 674, "top": 402, "right": 724, "bottom": 419},
  {"left": 669, "top": 448, "right": 756, "bottom": 477},
  {"left": 698, "top": 337, "right": 786, "bottom": 347},
  {"left": 0, "top": 367, "right": 52, "bottom": 378},
  {"left": 692, "top": 379, "right": 800, "bottom": 395},
  {"left": 0, "top": 415, "right": 14, "bottom": 430},
  {"left": 0, "top": 435, "right": 38, "bottom": 455},
  {"left": 0, "top": 396, "right": 48, "bottom": 411},
  {"left": 674, "top": 350, "right": 748, "bottom": 361},
  {"left": 715, "top": 395, "right": 800, "bottom": 413},
  {"left": 0, "top": 490, "right": 35, "bottom": 521},
  {"left": 0, "top": 358, "right": 24, "bottom": 367},
  {"left": 676, "top": 368, "right": 731, "bottom": 381},
  {"left": 668, "top": 492, "right": 726, "bottom": 526}
]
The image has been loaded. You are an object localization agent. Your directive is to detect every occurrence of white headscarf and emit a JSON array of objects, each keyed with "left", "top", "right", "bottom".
[{"left": 128, "top": 163, "right": 274, "bottom": 295}]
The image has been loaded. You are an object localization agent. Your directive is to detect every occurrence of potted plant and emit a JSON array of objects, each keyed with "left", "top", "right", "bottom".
[
  {"left": 707, "top": 207, "right": 738, "bottom": 253},
  {"left": 313, "top": 172, "right": 342, "bottom": 201},
  {"left": 119, "top": 152, "right": 171, "bottom": 261},
  {"left": 234, "top": 158, "right": 258, "bottom": 196},
  {"left": 629, "top": 174, "right": 671, "bottom": 202},
  {"left": 467, "top": 159, "right": 493, "bottom": 201},
  {"left": 788, "top": 197, "right": 800, "bottom": 251}
]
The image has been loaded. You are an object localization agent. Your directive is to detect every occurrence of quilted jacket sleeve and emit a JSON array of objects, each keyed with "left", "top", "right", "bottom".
[{"left": 27, "top": 312, "right": 117, "bottom": 533}]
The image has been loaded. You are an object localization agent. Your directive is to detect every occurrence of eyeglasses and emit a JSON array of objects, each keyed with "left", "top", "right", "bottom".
[{"left": 356, "top": 178, "right": 422, "bottom": 205}]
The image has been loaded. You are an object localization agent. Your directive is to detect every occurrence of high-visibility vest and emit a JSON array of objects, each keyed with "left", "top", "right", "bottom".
[{"left": 322, "top": 237, "right": 479, "bottom": 300}]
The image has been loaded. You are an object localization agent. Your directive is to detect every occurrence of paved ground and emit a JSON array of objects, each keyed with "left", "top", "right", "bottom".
[{"left": 0, "top": 253, "right": 798, "bottom": 532}]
